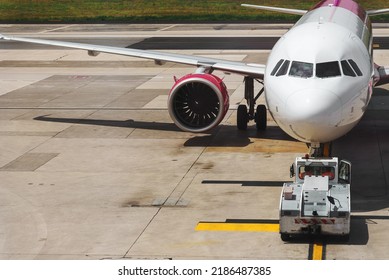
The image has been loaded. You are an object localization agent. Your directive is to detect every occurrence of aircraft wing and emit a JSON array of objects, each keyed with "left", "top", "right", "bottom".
[
  {"left": 242, "top": 3, "right": 389, "bottom": 17},
  {"left": 367, "top": 8, "right": 389, "bottom": 16},
  {"left": 0, "top": 34, "right": 265, "bottom": 79},
  {"left": 241, "top": 4, "right": 307, "bottom": 15}
]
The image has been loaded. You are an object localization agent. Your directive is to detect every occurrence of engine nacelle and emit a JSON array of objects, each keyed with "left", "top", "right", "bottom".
[{"left": 168, "top": 73, "right": 229, "bottom": 133}]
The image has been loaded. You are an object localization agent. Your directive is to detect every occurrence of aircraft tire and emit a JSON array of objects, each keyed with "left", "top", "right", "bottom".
[
  {"left": 338, "top": 234, "right": 350, "bottom": 243},
  {"left": 237, "top": 104, "right": 248, "bottom": 130},
  {"left": 280, "top": 233, "right": 291, "bottom": 242},
  {"left": 255, "top": 104, "right": 267, "bottom": 130}
]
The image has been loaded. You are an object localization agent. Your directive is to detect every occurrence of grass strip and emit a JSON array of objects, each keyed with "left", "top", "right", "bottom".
[{"left": 0, "top": 0, "right": 388, "bottom": 23}]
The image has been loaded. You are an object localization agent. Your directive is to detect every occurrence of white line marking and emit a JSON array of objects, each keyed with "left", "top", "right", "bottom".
[{"left": 39, "top": 24, "right": 77, "bottom": 34}]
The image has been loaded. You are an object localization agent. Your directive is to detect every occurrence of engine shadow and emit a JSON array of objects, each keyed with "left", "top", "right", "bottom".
[{"left": 34, "top": 115, "right": 182, "bottom": 132}]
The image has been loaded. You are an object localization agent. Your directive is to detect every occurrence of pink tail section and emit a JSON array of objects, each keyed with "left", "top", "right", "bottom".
[{"left": 311, "top": 0, "right": 368, "bottom": 23}]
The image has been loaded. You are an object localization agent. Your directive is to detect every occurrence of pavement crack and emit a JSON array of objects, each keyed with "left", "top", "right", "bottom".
[
  {"left": 162, "top": 147, "right": 206, "bottom": 206},
  {"left": 54, "top": 54, "right": 69, "bottom": 61},
  {"left": 123, "top": 207, "right": 162, "bottom": 258}
]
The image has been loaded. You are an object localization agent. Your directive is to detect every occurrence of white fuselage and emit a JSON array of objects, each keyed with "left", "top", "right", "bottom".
[{"left": 265, "top": 4, "right": 374, "bottom": 145}]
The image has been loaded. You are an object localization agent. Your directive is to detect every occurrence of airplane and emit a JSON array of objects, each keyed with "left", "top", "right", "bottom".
[{"left": 1, "top": 0, "right": 389, "bottom": 156}]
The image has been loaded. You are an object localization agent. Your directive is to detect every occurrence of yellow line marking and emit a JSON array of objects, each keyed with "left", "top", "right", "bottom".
[
  {"left": 195, "top": 222, "right": 279, "bottom": 232},
  {"left": 312, "top": 242, "right": 323, "bottom": 260},
  {"left": 373, "top": 44, "right": 380, "bottom": 48},
  {"left": 197, "top": 223, "right": 325, "bottom": 260}
]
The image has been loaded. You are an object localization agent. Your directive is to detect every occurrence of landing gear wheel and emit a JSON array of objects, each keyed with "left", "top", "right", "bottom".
[
  {"left": 280, "top": 233, "right": 291, "bottom": 242},
  {"left": 339, "top": 234, "right": 350, "bottom": 243},
  {"left": 309, "top": 142, "right": 332, "bottom": 157},
  {"left": 237, "top": 104, "right": 248, "bottom": 130},
  {"left": 255, "top": 104, "right": 267, "bottom": 130}
]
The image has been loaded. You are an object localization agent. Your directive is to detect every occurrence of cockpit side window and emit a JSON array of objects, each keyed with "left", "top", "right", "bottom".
[
  {"left": 276, "top": 60, "right": 290, "bottom": 77},
  {"left": 271, "top": 59, "right": 284, "bottom": 76},
  {"left": 348, "top": 59, "right": 363, "bottom": 76},
  {"left": 316, "top": 61, "right": 341, "bottom": 78},
  {"left": 341, "top": 60, "right": 356, "bottom": 77},
  {"left": 289, "top": 61, "right": 313, "bottom": 78}
]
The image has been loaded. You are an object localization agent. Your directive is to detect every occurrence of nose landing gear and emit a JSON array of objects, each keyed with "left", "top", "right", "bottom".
[
  {"left": 309, "top": 142, "right": 332, "bottom": 157},
  {"left": 237, "top": 77, "right": 267, "bottom": 131}
]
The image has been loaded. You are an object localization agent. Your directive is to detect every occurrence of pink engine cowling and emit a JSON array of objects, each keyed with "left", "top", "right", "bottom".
[{"left": 168, "top": 73, "right": 229, "bottom": 133}]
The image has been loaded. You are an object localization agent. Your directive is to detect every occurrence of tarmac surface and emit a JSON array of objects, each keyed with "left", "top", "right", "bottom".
[{"left": 0, "top": 24, "right": 389, "bottom": 260}]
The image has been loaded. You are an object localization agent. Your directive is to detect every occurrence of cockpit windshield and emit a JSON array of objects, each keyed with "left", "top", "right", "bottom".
[
  {"left": 289, "top": 61, "right": 313, "bottom": 78},
  {"left": 316, "top": 61, "right": 341, "bottom": 78},
  {"left": 347, "top": 59, "right": 363, "bottom": 76},
  {"left": 276, "top": 60, "right": 290, "bottom": 76},
  {"left": 270, "top": 59, "right": 362, "bottom": 79}
]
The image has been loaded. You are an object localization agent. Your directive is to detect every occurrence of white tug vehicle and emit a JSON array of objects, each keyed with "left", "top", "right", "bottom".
[{"left": 279, "top": 156, "right": 351, "bottom": 241}]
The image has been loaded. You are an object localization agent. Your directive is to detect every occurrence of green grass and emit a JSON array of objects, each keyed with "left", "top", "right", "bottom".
[{"left": 0, "top": 0, "right": 388, "bottom": 23}]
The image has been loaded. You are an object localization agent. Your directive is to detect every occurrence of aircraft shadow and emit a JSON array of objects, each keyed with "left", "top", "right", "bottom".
[
  {"left": 332, "top": 87, "right": 389, "bottom": 212},
  {"left": 184, "top": 125, "right": 299, "bottom": 147},
  {"left": 34, "top": 115, "right": 297, "bottom": 147}
]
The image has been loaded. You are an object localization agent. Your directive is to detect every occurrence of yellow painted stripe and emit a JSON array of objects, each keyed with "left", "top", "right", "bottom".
[
  {"left": 195, "top": 222, "right": 279, "bottom": 232},
  {"left": 373, "top": 44, "right": 380, "bottom": 48},
  {"left": 312, "top": 243, "right": 323, "bottom": 260}
]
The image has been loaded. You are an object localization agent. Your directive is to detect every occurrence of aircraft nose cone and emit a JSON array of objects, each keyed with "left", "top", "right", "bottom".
[{"left": 284, "top": 88, "right": 342, "bottom": 143}]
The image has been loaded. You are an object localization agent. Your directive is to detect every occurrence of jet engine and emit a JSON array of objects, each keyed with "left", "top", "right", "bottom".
[{"left": 168, "top": 73, "right": 229, "bottom": 133}]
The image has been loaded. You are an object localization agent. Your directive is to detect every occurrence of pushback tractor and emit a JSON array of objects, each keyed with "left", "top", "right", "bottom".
[{"left": 279, "top": 156, "right": 351, "bottom": 241}]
